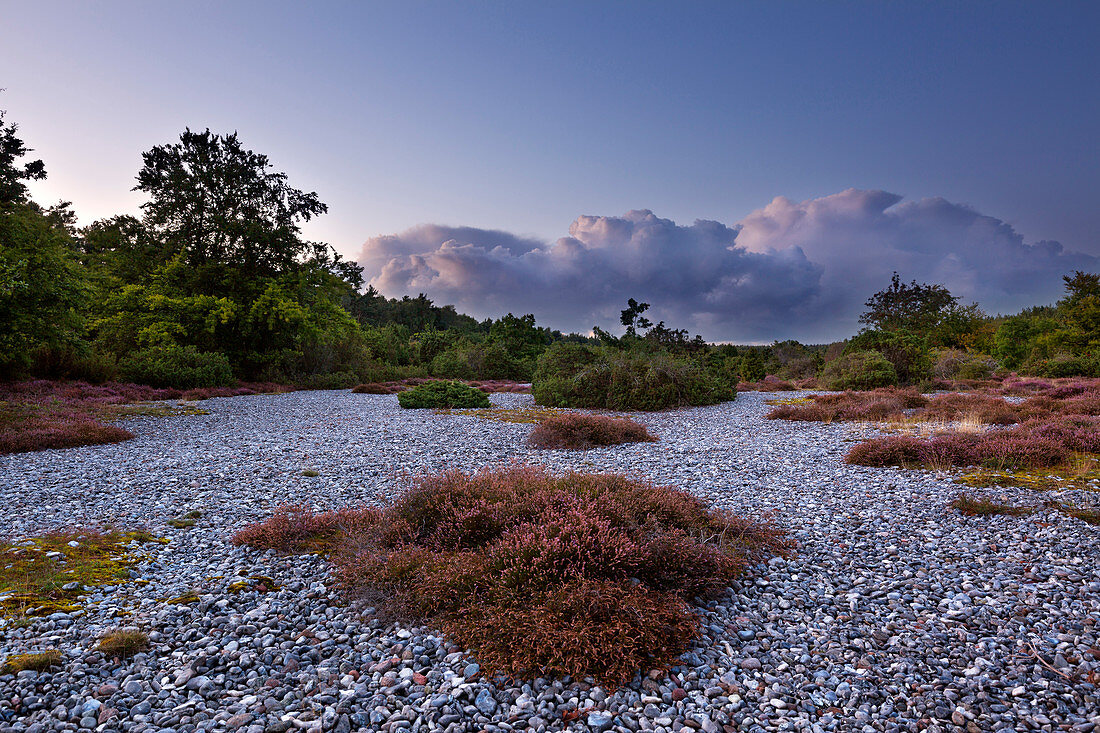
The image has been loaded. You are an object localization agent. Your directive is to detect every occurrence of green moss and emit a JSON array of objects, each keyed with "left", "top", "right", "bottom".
[
  {"left": 0, "top": 529, "right": 164, "bottom": 619},
  {"left": 161, "top": 591, "right": 200, "bottom": 605},
  {"left": 227, "top": 575, "right": 278, "bottom": 594},
  {"left": 763, "top": 396, "right": 812, "bottom": 406},
  {"left": 302, "top": 469, "right": 320, "bottom": 477},
  {"left": 0, "top": 650, "right": 62, "bottom": 673},
  {"left": 97, "top": 629, "right": 149, "bottom": 658},
  {"left": 956, "top": 456, "right": 1100, "bottom": 493}
]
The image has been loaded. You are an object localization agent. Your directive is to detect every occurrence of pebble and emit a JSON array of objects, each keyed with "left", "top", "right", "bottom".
[{"left": 0, "top": 390, "right": 1097, "bottom": 732}]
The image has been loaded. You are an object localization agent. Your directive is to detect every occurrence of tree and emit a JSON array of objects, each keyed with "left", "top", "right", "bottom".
[
  {"left": 0, "top": 110, "right": 46, "bottom": 207},
  {"left": 1058, "top": 271, "right": 1100, "bottom": 350},
  {"left": 620, "top": 298, "right": 652, "bottom": 337},
  {"left": 859, "top": 272, "right": 982, "bottom": 345},
  {"left": 134, "top": 128, "right": 328, "bottom": 294}
]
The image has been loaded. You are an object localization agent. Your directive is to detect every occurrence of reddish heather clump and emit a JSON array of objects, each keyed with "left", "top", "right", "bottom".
[
  {"left": 920, "top": 393, "right": 1021, "bottom": 425},
  {"left": 234, "top": 465, "right": 788, "bottom": 686},
  {"left": 766, "top": 388, "right": 927, "bottom": 422},
  {"left": 846, "top": 425, "right": 1071, "bottom": 470},
  {"left": 0, "top": 408, "right": 134, "bottom": 455},
  {"left": 526, "top": 413, "right": 657, "bottom": 450}
]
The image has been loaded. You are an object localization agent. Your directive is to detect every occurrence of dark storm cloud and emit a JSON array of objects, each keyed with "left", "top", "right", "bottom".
[{"left": 359, "top": 190, "right": 1098, "bottom": 342}]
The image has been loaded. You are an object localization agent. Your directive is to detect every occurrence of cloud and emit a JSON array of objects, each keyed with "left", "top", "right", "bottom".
[{"left": 359, "top": 190, "right": 1098, "bottom": 342}]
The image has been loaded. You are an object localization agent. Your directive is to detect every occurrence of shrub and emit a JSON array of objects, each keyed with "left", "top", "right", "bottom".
[
  {"left": 527, "top": 413, "right": 657, "bottom": 450},
  {"left": 846, "top": 427, "right": 1071, "bottom": 470},
  {"left": 118, "top": 345, "right": 234, "bottom": 389},
  {"left": 0, "top": 406, "right": 134, "bottom": 455},
  {"left": 819, "top": 351, "right": 898, "bottom": 391},
  {"left": 299, "top": 370, "right": 359, "bottom": 390},
  {"left": 97, "top": 629, "right": 149, "bottom": 658},
  {"left": 933, "top": 349, "right": 998, "bottom": 381},
  {"left": 236, "top": 465, "right": 788, "bottom": 686},
  {"left": 532, "top": 344, "right": 733, "bottom": 411},
  {"left": 397, "top": 380, "right": 492, "bottom": 409},
  {"left": 766, "top": 388, "right": 925, "bottom": 422}
]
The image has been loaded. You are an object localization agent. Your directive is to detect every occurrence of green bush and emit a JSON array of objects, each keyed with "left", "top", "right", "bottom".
[
  {"left": 118, "top": 345, "right": 235, "bottom": 388},
  {"left": 819, "top": 350, "right": 898, "bottom": 390},
  {"left": 397, "top": 380, "right": 492, "bottom": 409},
  {"left": 932, "top": 349, "right": 998, "bottom": 381},
  {"left": 1028, "top": 353, "right": 1098, "bottom": 378},
  {"left": 299, "top": 371, "right": 360, "bottom": 390},
  {"left": 532, "top": 344, "right": 734, "bottom": 411}
]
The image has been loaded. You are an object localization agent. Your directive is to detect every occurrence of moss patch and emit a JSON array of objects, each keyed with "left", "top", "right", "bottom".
[
  {"left": 0, "top": 529, "right": 164, "bottom": 619},
  {"left": 167, "top": 510, "right": 203, "bottom": 529},
  {"left": 956, "top": 456, "right": 1100, "bottom": 493},
  {"left": 227, "top": 575, "right": 279, "bottom": 594},
  {"left": 161, "top": 591, "right": 200, "bottom": 605},
  {"left": 97, "top": 628, "right": 149, "bottom": 658},
  {"left": 763, "top": 396, "right": 813, "bottom": 406}
]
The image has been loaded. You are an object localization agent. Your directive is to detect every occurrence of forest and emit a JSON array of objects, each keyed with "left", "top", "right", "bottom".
[{"left": 2, "top": 109, "right": 1098, "bottom": 393}]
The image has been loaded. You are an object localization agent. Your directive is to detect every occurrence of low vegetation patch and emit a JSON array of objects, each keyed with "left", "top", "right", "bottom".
[
  {"left": 167, "top": 511, "right": 202, "bottom": 529},
  {"left": 0, "top": 379, "right": 292, "bottom": 455},
  {"left": 766, "top": 388, "right": 928, "bottom": 423},
  {"left": 434, "top": 407, "right": 568, "bottom": 424},
  {"left": 956, "top": 454, "right": 1100, "bottom": 492},
  {"left": 234, "top": 465, "right": 788, "bottom": 686},
  {"left": 527, "top": 413, "right": 657, "bottom": 450},
  {"left": 0, "top": 528, "right": 163, "bottom": 619},
  {"left": 397, "top": 381, "right": 492, "bottom": 409},
  {"left": 951, "top": 494, "right": 1034, "bottom": 517},
  {"left": 0, "top": 650, "right": 62, "bottom": 674},
  {"left": 97, "top": 628, "right": 149, "bottom": 658},
  {"left": 533, "top": 344, "right": 734, "bottom": 411}
]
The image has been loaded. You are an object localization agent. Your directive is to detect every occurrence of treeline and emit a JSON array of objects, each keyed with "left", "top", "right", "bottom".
[
  {"left": 0, "top": 113, "right": 576, "bottom": 387},
  {"left": 2, "top": 109, "right": 1097, "bottom": 392}
]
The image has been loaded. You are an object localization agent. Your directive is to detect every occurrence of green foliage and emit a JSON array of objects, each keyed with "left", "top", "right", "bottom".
[
  {"left": 847, "top": 329, "right": 931, "bottom": 385},
  {"left": 397, "top": 380, "right": 492, "bottom": 409},
  {"left": 533, "top": 343, "right": 734, "bottom": 411},
  {"left": 819, "top": 350, "right": 898, "bottom": 390},
  {"left": 0, "top": 110, "right": 46, "bottom": 207},
  {"left": 932, "top": 349, "right": 998, "bottom": 381},
  {"left": 0, "top": 204, "right": 85, "bottom": 377},
  {"left": 119, "top": 345, "right": 234, "bottom": 388}
]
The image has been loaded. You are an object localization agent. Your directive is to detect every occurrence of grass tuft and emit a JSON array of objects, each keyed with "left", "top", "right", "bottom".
[
  {"left": 0, "top": 650, "right": 62, "bottom": 674},
  {"left": 951, "top": 494, "right": 1034, "bottom": 517},
  {"left": 97, "top": 628, "right": 149, "bottom": 658}
]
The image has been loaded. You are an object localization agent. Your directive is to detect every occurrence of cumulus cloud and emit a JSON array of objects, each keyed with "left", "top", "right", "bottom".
[{"left": 359, "top": 190, "right": 1098, "bottom": 342}]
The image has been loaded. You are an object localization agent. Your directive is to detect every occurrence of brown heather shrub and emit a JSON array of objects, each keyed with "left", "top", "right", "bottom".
[
  {"left": 766, "top": 388, "right": 927, "bottom": 422},
  {"left": 236, "top": 465, "right": 788, "bottom": 686},
  {"left": 0, "top": 409, "right": 134, "bottom": 455},
  {"left": 846, "top": 426, "right": 1072, "bottom": 470},
  {"left": 526, "top": 413, "right": 657, "bottom": 450}
]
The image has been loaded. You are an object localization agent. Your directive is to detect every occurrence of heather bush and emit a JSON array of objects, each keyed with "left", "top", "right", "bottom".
[
  {"left": 526, "top": 413, "right": 657, "bottom": 450},
  {"left": 118, "top": 345, "right": 234, "bottom": 389},
  {"left": 532, "top": 344, "right": 733, "bottom": 411},
  {"left": 766, "top": 388, "right": 926, "bottom": 422},
  {"left": 819, "top": 350, "right": 898, "bottom": 391},
  {"left": 847, "top": 425, "right": 1073, "bottom": 470},
  {"left": 235, "top": 465, "right": 787, "bottom": 685},
  {"left": 0, "top": 407, "right": 134, "bottom": 455},
  {"left": 397, "top": 380, "right": 492, "bottom": 409}
]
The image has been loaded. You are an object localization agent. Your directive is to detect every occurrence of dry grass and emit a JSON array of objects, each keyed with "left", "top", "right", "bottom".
[
  {"left": 235, "top": 465, "right": 789, "bottom": 686},
  {"left": 527, "top": 413, "right": 658, "bottom": 450},
  {"left": 0, "top": 650, "right": 62, "bottom": 674},
  {"left": 97, "top": 628, "right": 149, "bottom": 658},
  {"left": 951, "top": 494, "right": 1035, "bottom": 517}
]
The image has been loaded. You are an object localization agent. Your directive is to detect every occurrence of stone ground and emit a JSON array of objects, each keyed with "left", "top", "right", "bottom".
[{"left": 0, "top": 390, "right": 1097, "bottom": 733}]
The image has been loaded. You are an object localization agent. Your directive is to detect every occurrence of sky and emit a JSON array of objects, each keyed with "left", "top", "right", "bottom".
[{"left": 2, "top": 1, "right": 1098, "bottom": 341}]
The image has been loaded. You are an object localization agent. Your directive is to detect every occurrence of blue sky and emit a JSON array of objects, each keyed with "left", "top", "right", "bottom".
[{"left": 2, "top": 1, "right": 1098, "bottom": 339}]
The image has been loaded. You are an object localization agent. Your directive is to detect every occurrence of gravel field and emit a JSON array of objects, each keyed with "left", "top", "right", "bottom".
[{"left": 1, "top": 390, "right": 1098, "bottom": 733}]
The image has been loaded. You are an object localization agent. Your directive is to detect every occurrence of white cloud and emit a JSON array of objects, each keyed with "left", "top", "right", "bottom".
[{"left": 359, "top": 190, "right": 1098, "bottom": 341}]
